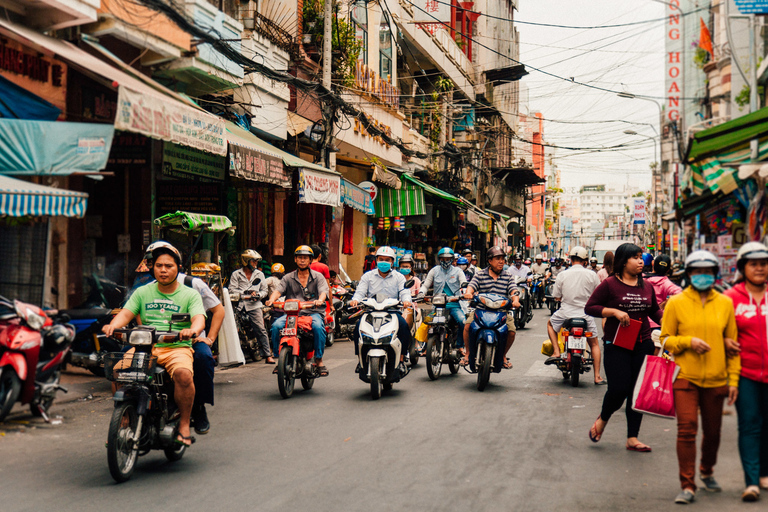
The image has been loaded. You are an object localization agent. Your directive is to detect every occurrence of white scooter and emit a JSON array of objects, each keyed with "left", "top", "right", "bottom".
[{"left": 356, "top": 293, "right": 409, "bottom": 400}]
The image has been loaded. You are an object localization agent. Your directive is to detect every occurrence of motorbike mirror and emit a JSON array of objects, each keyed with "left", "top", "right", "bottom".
[
  {"left": 460, "top": 282, "right": 469, "bottom": 290},
  {"left": 171, "top": 313, "right": 191, "bottom": 323},
  {"left": 403, "top": 278, "right": 415, "bottom": 289}
]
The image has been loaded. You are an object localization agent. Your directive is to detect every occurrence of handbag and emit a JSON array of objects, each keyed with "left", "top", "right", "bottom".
[{"left": 631, "top": 341, "right": 681, "bottom": 419}]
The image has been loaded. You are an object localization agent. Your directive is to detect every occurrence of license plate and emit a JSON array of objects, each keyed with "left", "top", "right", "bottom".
[
  {"left": 569, "top": 337, "right": 587, "bottom": 350},
  {"left": 281, "top": 328, "right": 297, "bottom": 336}
]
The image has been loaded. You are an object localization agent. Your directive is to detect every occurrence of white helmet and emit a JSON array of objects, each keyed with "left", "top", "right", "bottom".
[
  {"left": 737, "top": 242, "right": 768, "bottom": 264},
  {"left": 376, "top": 246, "right": 396, "bottom": 260},
  {"left": 569, "top": 246, "right": 588, "bottom": 260},
  {"left": 685, "top": 250, "right": 718, "bottom": 269}
]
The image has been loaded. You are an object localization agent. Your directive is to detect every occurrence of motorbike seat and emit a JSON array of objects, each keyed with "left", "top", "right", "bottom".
[
  {"left": 60, "top": 308, "right": 113, "bottom": 319},
  {"left": 562, "top": 318, "right": 588, "bottom": 330}
]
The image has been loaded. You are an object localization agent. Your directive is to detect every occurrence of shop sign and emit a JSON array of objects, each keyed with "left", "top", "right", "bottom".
[
  {"left": 156, "top": 182, "right": 221, "bottom": 216},
  {"left": 108, "top": 133, "right": 149, "bottom": 166},
  {"left": 358, "top": 181, "right": 378, "bottom": 200},
  {"left": 298, "top": 169, "right": 340, "bottom": 207},
  {"left": 115, "top": 86, "right": 226, "bottom": 156},
  {"left": 228, "top": 143, "right": 289, "bottom": 187},
  {"left": 0, "top": 37, "right": 67, "bottom": 112},
  {"left": 341, "top": 179, "right": 375, "bottom": 215},
  {"left": 163, "top": 142, "right": 225, "bottom": 182},
  {"left": 466, "top": 209, "right": 490, "bottom": 233},
  {"left": 413, "top": 0, "right": 451, "bottom": 23},
  {"left": 734, "top": 0, "right": 768, "bottom": 14},
  {"left": 633, "top": 198, "right": 646, "bottom": 225},
  {"left": 664, "top": 2, "right": 682, "bottom": 122},
  {"left": 354, "top": 62, "right": 400, "bottom": 108}
]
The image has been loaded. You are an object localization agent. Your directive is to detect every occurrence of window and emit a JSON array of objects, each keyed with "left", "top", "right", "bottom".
[
  {"left": 379, "top": 17, "right": 392, "bottom": 79},
  {"left": 351, "top": 1, "right": 368, "bottom": 65}
]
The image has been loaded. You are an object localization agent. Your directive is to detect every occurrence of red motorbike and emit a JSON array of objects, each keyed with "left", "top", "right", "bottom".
[
  {"left": 0, "top": 296, "right": 74, "bottom": 422},
  {"left": 272, "top": 299, "right": 319, "bottom": 398}
]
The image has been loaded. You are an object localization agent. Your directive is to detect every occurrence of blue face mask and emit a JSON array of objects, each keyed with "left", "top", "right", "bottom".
[
  {"left": 690, "top": 273, "right": 715, "bottom": 291},
  {"left": 399, "top": 267, "right": 411, "bottom": 275},
  {"left": 377, "top": 261, "right": 392, "bottom": 273}
]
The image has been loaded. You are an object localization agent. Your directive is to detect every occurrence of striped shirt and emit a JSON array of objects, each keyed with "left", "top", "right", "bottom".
[{"left": 468, "top": 268, "right": 517, "bottom": 298}]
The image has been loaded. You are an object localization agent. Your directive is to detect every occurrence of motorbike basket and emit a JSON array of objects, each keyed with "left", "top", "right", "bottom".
[{"left": 104, "top": 353, "right": 158, "bottom": 383}]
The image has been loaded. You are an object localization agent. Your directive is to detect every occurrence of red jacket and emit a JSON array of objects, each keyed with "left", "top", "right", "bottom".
[
  {"left": 646, "top": 275, "right": 682, "bottom": 328},
  {"left": 724, "top": 282, "right": 768, "bottom": 384}
]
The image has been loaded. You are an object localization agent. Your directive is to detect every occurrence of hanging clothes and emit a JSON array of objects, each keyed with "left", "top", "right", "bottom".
[{"left": 343, "top": 206, "right": 354, "bottom": 255}]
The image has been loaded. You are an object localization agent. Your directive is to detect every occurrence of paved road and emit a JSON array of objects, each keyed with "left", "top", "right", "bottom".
[{"left": 0, "top": 308, "right": 746, "bottom": 511}]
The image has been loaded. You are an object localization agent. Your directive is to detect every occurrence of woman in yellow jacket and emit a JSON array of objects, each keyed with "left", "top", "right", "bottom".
[{"left": 661, "top": 251, "right": 740, "bottom": 505}]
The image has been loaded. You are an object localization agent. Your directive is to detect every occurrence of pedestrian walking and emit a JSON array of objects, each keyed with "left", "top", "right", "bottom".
[
  {"left": 597, "top": 251, "right": 613, "bottom": 283},
  {"left": 585, "top": 243, "right": 662, "bottom": 451},
  {"left": 723, "top": 242, "right": 768, "bottom": 502},
  {"left": 661, "top": 250, "right": 740, "bottom": 504}
]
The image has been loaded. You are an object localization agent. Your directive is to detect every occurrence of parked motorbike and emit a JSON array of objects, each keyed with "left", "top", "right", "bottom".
[
  {"left": 0, "top": 296, "right": 75, "bottom": 422},
  {"left": 544, "top": 278, "right": 560, "bottom": 315},
  {"left": 552, "top": 318, "right": 594, "bottom": 387},
  {"left": 103, "top": 317, "right": 191, "bottom": 482},
  {"left": 530, "top": 273, "right": 545, "bottom": 309},
  {"left": 423, "top": 294, "right": 463, "bottom": 380},
  {"left": 467, "top": 293, "right": 515, "bottom": 391},
  {"left": 356, "top": 294, "right": 410, "bottom": 400},
  {"left": 272, "top": 299, "right": 319, "bottom": 398}
]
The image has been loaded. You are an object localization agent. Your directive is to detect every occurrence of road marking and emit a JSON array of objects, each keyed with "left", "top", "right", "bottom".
[{"left": 524, "top": 360, "right": 558, "bottom": 378}]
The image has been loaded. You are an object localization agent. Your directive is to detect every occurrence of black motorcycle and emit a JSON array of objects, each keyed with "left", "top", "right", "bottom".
[
  {"left": 103, "top": 316, "right": 191, "bottom": 483},
  {"left": 424, "top": 294, "right": 463, "bottom": 380},
  {"left": 544, "top": 278, "right": 560, "bottom": 315},
  {"left": 230, "top": 286, "right": 264, "bottom": 363},
  {"left": 512, "top": 276, "right": 532, "bottom": 329}
]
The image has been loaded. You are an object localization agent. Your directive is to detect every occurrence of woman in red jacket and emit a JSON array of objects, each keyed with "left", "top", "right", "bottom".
[{"left": 724, "top": 242, "right": 768, "bottom": 502}]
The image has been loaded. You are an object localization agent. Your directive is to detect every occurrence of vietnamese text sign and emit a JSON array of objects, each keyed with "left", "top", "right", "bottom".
[
  {"left": 162, "top": 142, "right": 225, "bottom": 182},
  {"left": 299, "top": 169, "right": 340, "bottom": 207},
  {"left": 633, "top": 198, "right": 646, "bottom": 225},
  {"left": 412, "top": 0, "right": 451, "bottom": 23},
  {"left": 734, "top": 0, "right": 768, "bottom": 14},
  {"left": 115, "top": 86, "right": 226, "bottom": 156},
  {"left": 341, "top": 179, "right": 374, "bottom": 215},
  {"left": 228, "top": 142, "right": 289, "bottom": 187},
  {"left": 664, "top": 2, "right": 682, "bottom": 122}
]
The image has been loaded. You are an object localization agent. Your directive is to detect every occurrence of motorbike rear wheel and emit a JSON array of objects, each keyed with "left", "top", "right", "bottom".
[
  {"left": 277, "top": 347, "right": 296, "bottom": 399},
  {"left": 325, "top": 331, "right": 334, "bottom": 347},
  {"left": 425, "top": 334, "right": 443, "bottom": 381},
  {"left": 477, "top": 343, "right": 493, "bottom": 391},
  {"left": 369, "top": 356, "right": 383, "bottom": 400},
  {"left": 570, "top": 354, "right": 581, "bottom": 387},
  {"left": 0, "top": 367, "right": 21, "bottom": 422},
  {"left": 107, "top": 402, "right": 140, "bottom": 483}
]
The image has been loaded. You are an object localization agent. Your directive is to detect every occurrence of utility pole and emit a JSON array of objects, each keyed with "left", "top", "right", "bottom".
[{"left": 320, "top": 0, "right": 333, "bottom": 168}]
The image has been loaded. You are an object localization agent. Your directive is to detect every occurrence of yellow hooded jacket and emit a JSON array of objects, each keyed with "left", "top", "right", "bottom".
[{"left": 660, "top": 287, "right": 740, "bottom": 388}]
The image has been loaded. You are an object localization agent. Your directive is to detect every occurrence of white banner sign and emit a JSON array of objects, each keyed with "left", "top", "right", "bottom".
[
  {"left": 633, "top": 198, "right": 647, "bottom": 225},
  {"left": 299, "top": 169, "right": 341, "bottom": 207},
  {"left": 412, "top": 0, "right": 451, "bottom": 23},
  {"left": 115, "top": 86, "right": 227, "bottom": 156}
]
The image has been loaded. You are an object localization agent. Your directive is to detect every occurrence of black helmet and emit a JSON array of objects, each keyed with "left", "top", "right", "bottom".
[
  {"left": 653, "top": 254, "right": 672, "bottom": 276},
  {"left": 487, "top": 246, "right": 505, "bottom": 259}
]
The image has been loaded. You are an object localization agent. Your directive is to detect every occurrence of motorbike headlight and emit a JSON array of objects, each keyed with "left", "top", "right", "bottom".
[
  {"left": 361, "top": 333, "right": 375, "bottom": 345},
  {"left": 229, "top": 293, "right": 240, "bottom": 302},
  {"left": 283, "top": 302, "right": 300, "bottom": 312},
  {"left": 129, "top": 330, "right": 154, "bottom": 346},
  {"left": 377, "top": 334, "right": 393, "bottom": 345},
  {"left": 432, "top": 295, "right": 446, "bottom": 305}
]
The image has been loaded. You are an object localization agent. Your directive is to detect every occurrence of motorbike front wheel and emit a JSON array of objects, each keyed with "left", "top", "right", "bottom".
[
  {"left": 326, "top": 331, "right": 335, "bottom": 347},
  {"left": 570, "top": 354, "right": 581, "bottom": 388},
  {"left": 369, "top": 356, "right": 383, "bottom": 400},
  {"left": 107, "top": 402, "right": 141, "bottom": 483},
  {"left": 277, "top": 347, "right": 296, "bottom": 398},
  {"left": 477, "top": 343, "right": 493, "bottom": 391},
  {"left": 0, "top": 367, "right": 21, "bottom": 422},
  {"left": 301, "top": 375, "right": 315, "bottom": 390},
  {"left": 425, "top": 335, "right": 443, "bottom": 381}
]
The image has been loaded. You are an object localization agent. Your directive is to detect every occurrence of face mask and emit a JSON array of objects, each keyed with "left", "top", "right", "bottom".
[
  {"left": 377, "top": 261, "right": 392, "bottom": 273},
  {"left": 399, "top": 267, "right": 411, "bottom": 275},
  {"left": 440, "top": 259, "right": 452, "bottom": 270},
  {"left": 690, "top": 273, "right": 715, "bottom": 291}
]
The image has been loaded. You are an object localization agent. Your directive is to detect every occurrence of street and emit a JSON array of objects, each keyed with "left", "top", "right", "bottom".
[{"left": 1, "top": 308, "right": 744, "bottom": 512}]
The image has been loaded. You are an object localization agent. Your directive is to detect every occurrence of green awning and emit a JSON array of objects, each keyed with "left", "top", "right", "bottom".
[
  {"left": 374, "top": 185, "right": 426, "bottom": 217},
  {"left": 400, "top": 174, "right": 463, "bottom": 206},
  {"left": 688, "top": 107, "right": 768, "bottom": 163},
  {"left": 155, "top": 211, "right": 235, "bottom": 234},
  {"left": 486, "top": 209, "right": 511, "bottom": 221}
]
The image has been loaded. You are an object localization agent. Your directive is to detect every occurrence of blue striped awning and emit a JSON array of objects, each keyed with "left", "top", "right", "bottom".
[{"left": 0, "top": 175, "right": 88, "bottom": 218}]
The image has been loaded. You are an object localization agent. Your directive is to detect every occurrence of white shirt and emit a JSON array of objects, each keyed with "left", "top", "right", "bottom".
[
  {"left": 552, "top": 264, "right": 600, "bottom": 317},
  {"left": 505, "top": 264, "right": 531, "bottom": 281},
  {"left": 352, "top": 269, "right": 411, "bottom": 303},
  {"left": 530, "top": 262, "right": 548, "bottom": 275}
]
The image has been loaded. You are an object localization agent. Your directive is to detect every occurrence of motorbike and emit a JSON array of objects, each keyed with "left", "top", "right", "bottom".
[
  {"left": 552, "top": 318, "right": 594, "bottom": 387},
  {"left": 467, "top": 293, "right": 515, "bottom": 391},
  {"left": 331, "top": 281, "right": 356, "bottom": 340},
  {"left": 423, "top": 294, "right": 463, "bottom": 380},
  {"left": 512, "top": 276, "right": 532, "bottom": 329},
  {"left": 272, "top": 299, "right": 319, "bottom": 399},
  {"left": 356, "top": 293, "right": 410, "bottom": 400},
  {"left": 544, "top": 278, "right": 560, "bottom": 315},
  {"left": 103, "top": 316, "right": 192, "bottom": 482},
  {"left": 324, "top": 300, "right": 336, "bottom": 347},
  {"left": 229, "top": 289, "right": 265, "bottom": 363},
  {"left": 530, "top": 273, "right": 545, "bottom": 309},
  {"left": 0, "top": 296, "right": 75, "bottom": 422}
]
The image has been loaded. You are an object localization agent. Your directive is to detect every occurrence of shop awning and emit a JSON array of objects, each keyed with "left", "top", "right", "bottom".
[
  {"left": 400, "top": 174, "right": 463, "bottom": 206},
  {"left": 688, "top": 107, "right": 768, "bottom": 163},
  {"left": 154, "top": 211, "right": 235, "bottom": 234},
  {"left": 374, "top": 184, "right": 426, "bottom": 217},
  {"left": 287, "top": 112, "right": 315, "bottom": 137},
  {"left": 0, "top": 118, "right": 114, "bottom": 176},
  {"left": 0, "top": 75, "right": 60, "bottom": 121},
  {"left": 0, "top": 175, "right": 88, "bottom": 217},
  {"left": 0, "top": 19, "right": 227, "bottom": 156},
  {"left": 341, "top": 179, "right": 375, "bottom": 215},
  {"left": 225, "top": 122, "right": 291, "bottom": 188}
]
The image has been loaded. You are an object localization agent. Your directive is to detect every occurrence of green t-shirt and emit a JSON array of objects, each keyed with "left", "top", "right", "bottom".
[{"left": 124, "top": 282, "right": 206, "bottom": 348}]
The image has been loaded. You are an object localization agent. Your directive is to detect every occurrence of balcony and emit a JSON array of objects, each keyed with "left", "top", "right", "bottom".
[
  {"left": 241, "top": 10, "right": 293, "bottom": 53},
  {"left": 0, "top": 0, "right": 99, "bottom": 30}
]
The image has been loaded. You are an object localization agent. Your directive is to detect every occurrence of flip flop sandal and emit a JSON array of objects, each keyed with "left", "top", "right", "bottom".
[
  {"left": 272, "top": 366, "right": 279, "bottom": 375},
  {"left": 316, "top": 365, "right": 329, "bottom": 377},
  {"left": 589, "top": 415, "right": 605, "bottom": 443},
  {"left": 265, "top": 359, "right": 276, "bottom": 365},
  {"left": 503, "top": 359, "right": 513, "bottom": 369},
  {"left": 175, "top": 435, "right": 196, "bottom": 447},
  {"left": 626, "top": 444, "right": 652, "bottom": 452}
]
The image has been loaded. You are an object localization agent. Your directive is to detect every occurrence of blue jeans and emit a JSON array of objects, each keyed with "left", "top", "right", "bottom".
[
  {"left": 270, "top": 313, "right": 327, "bottom": 360},
  {"left": 192, "top": 341, "right": 215, "bottom": 406},
  {"left": 353, "top": 312, "right": 412, "bottom": 356},
  {"left": 736, "top": 375, "right": 768, "bottom": 486},
  {"left": 447, "top": 306, "right": 466, "bottom": 348}
]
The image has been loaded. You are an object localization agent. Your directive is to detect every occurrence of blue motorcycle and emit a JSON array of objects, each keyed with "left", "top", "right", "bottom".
[
  {"left": 530, "top": 273, "right": 545, "bottom": 309},
  {"left": 467, "top": 293, "right": 514, "bottom": 391}
]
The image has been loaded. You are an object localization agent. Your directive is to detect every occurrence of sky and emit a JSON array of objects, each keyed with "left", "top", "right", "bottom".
[{"left": 515, "top": 0, "right": 667, "bottom": 191}]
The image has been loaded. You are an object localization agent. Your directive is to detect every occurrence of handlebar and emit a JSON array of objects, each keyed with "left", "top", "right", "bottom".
[{"left": 271, "top": 300, "right": 317, "bottom": 311}]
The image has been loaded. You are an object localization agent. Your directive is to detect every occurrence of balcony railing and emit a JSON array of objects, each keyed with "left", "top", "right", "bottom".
[{"left": 241, "top": 10, "right": 293, "bottom": 52}]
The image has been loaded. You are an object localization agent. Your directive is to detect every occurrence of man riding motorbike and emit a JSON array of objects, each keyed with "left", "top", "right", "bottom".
[
  {"left": 544, "top": 246, "right": 605, "bottom": 384},
  {"left": 398, "top": 254, "right": 421, "bottom": 329},
  {"left": 102, "top": 241, "right": 206, "bottom": 447},
  {"left": 530, "top": 254, "right": 548, "bottom": 305},
  {"left": 588, "top": 257, "right": 599, "bottom": 273},
  {"left": 548, "top": 258, "right": 565, "bottom": 279},
  {"left": 463, "top": 246, "right": 521, "bottom": 369},
  {"left": 230, "top": 250, "right": 273, "bottom": 364},
  {"left": 418, "top": 247, "right": 468, "bottom": 356},
  {"left": 349, "top": 246, "right": 413, "bottom": 377},
  {"left": 458, "top": 256, "right": 474, "bottom": 281},
  {"left": 266, "top": 246, "right": 329, "bottom": 376},
  {"left": 264, "top": 263, "right": 285, "bottom": 299},
  {"left": 506, "top": 252, "right": 532, "bottom": 314}
]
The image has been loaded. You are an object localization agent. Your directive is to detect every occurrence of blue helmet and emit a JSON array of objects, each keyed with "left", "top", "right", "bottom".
[
  {"left": 437, "top": 247, "right": 454, "bottom": 258},
  {"left": 642, "top": 252, "right": 654, "bottom": 267},
  {"left": 457, "top": 257, "right": 469, "bottom": 265}
]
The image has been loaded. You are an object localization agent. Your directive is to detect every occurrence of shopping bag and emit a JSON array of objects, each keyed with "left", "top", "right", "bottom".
[{"left": 631, "top": 354, "right": 681, "bottom": 419}]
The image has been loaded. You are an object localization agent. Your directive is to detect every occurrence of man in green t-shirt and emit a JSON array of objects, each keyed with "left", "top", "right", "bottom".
[{"left": 104, "top": 241, "right": 205, "bottom": 447}]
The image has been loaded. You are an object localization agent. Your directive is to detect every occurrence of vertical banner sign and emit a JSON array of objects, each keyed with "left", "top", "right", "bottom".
[
  {"left": 665, "top": 1, "right": 682, "bottom": 123},
  {"left": 634, "top": 198, "right": 647, "bottom": 225}
]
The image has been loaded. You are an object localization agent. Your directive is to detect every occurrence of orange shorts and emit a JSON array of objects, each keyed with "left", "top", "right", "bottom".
[{"left": 123, "top": 346, "right": 194, "bottom": 379}]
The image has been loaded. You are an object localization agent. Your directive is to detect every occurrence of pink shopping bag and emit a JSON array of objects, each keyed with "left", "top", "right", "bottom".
[{"left": 631, "top": 355, "right": 681, "bottom": 419}]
